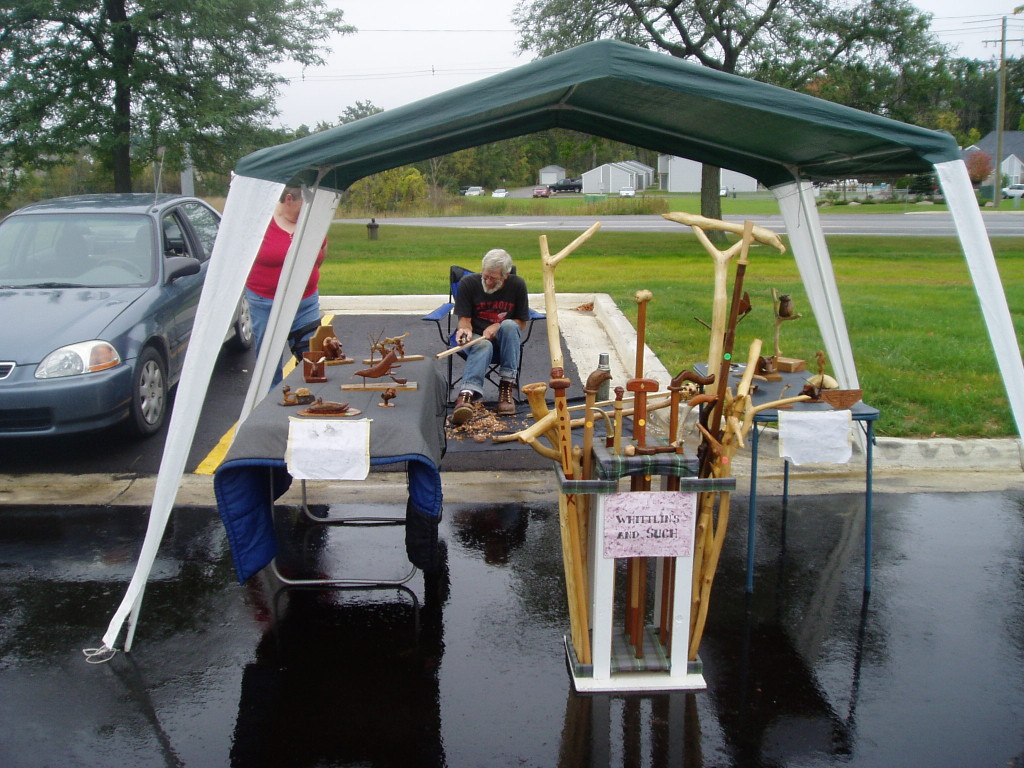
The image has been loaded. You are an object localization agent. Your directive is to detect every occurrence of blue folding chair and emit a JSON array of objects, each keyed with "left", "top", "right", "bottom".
[{"left": 421, "top": 265, "right": 544, "bottom": 402}]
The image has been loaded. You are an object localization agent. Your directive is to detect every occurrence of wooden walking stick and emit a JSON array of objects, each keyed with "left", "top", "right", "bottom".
[
  {"left": 662, "top": 212, "right": 785, "bottom": 397},
  {"left": 538, "top": 222, "right": 601, "bottom": 667},
  {"left": 625, "top": 289, "right": 658, "bottom": 658}
]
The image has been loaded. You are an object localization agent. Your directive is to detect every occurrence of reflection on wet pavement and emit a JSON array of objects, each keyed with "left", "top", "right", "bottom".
[{"left": 0, "top": 491, "right": 1022, "bottom": 766}]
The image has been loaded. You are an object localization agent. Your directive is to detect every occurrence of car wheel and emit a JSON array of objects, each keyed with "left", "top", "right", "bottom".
[
  {"left": 227, "top": 295, "right": 254, "bottom": 352},
  {"left": 128, "top": 347, "right": 168, "bottom": 437}
]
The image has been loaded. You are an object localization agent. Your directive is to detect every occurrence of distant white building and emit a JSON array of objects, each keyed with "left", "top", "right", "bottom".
[
  {"left": 581, "top": 161, "right": 651, "bottom": 194},
  {"left": 657, "top": 155, "right": 759, "bottom": 193},
  {"left": 538, "top": 165, "right": 566, "bottom": 185}
]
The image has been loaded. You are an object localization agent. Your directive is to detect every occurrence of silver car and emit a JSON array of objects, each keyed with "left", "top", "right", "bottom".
[{"left": 0, "top": 194, "right": 252, "bottom": 438}]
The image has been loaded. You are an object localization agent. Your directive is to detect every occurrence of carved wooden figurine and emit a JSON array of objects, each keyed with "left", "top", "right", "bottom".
[
  {"left": 771, "top": 287, "right": 805, "bottom": 371},
  {"left": 279, "top": 385, "right": 315, "bottom": 406},
  {"left": 302, "top": 354, "right": 327, "bottom": 383},
  {"left": 379, "top": 387, "right": 398, "bottom": 407}
]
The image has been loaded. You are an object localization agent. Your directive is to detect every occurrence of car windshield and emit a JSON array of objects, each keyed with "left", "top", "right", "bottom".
[{"left": 0, "top": 213, "right": 156, "bottom": 288}]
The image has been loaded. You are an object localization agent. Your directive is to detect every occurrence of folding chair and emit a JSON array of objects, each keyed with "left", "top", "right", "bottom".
[{"left": 421, "top": 264, "right": 544, "bottom": 402}]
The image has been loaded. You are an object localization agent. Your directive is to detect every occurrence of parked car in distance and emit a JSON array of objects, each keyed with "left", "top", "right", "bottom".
[
  {"left": 549, "top": 177, "right": 583, "bottom": 193},
  {"left": 1002, "top": 183, "right": 1024, "bottom": 199},
  {"left": 0, "top": 193, "right": 252, "bottom": 439},
  {"left": 464, "top": 186, "right": 485, "bottom": 196},
  {"left": 459, "top": 186, "right": 471, "bottom": 195},
  {"left": 720, "top": 186, "right": 729, "bottom": 197},
  {"left": 491, "top": 188, "right": 508, "bottom": 198},
  {"left": 619, "top": 186, "right": 636, "bottom": 197},
  {"left": 532, "top": 186, "right": 552, "bottom": 198}
]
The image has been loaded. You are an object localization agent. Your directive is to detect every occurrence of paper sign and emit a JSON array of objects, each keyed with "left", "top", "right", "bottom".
[
  {"left": 285, "top": 417, "right": 371, "bottom": 480},
  {"left": 603, "top": 491, "right": 697, "bottom": 559}
]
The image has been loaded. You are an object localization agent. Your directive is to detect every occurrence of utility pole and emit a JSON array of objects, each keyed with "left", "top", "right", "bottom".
[{"left": 985, "top": 14, "right": 1024, "bottom": 208}]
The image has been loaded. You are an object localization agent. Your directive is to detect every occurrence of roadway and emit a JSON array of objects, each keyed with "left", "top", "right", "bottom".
[{"left": 359, "top": 209, "right": 1024, "bottom": 237}]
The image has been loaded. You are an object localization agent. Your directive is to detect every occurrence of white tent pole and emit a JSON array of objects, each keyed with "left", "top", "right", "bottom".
[
  {"left": 239, "top": 184, "right": 342, "bottom": 422},
  {"left": 772, "top": 181, "right": 860, "bottom": 388},
  {"left": 935, "top": 159, "right": 1024, "bottom": 439},
  {"left": 94, "top": 176, "right": 283, "bottom": 654}
]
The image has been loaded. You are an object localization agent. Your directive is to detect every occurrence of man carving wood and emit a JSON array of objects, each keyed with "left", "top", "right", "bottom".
[{"left": 452, "top": 248, "right": 530, "bottom": 424}]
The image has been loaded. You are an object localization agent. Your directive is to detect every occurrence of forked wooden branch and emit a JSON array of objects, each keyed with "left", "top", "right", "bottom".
[{"left": 540, "top": 222, "right": 602, "bottom": 371}]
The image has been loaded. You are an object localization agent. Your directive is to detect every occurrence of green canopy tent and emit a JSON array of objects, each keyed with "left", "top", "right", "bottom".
[{"left": 96, "top": 39, "right": 1022, "bottom": 654}]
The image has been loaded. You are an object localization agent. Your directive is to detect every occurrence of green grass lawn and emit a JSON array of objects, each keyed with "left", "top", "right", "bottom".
[
  {"left": 368, "top": 192, "right": 955, "bottom": 218},
  {"left": 320, "top": 222, "right": 1024, "bottom": 439}
]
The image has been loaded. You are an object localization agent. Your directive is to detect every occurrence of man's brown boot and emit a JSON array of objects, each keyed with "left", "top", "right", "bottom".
[
  {"left": 452, "top": 390, "right": 476, "bottom": 425},
  {"left": 497, "top": 380, "right": 516, "bottom": 415}
]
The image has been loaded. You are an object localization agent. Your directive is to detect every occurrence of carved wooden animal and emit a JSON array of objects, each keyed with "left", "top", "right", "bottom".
[
  {"left": 322, "top": 336, "right": 345, "bottom": 360},
  {"left": 353, "top": 349, "right": 399, "bottom": 381},
  {"left": 304, "top": 397, "right": 351, "bottom": 414}
]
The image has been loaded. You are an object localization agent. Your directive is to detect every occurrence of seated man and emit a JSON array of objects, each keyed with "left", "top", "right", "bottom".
[{"left": 452, "top": 248, "right": 530, "bottom": 424}]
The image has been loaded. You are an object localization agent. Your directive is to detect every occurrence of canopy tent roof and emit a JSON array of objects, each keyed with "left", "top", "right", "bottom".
[
  {"left": 97, "top": 39, "right": 1023, "bottom": 657},
  {"left": 237, "top": 39, "right": 960, "bottom": 191}
]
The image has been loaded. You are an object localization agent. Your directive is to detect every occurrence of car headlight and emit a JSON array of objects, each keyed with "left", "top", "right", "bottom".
[{"left": 35, "top": 341, "right": 121, "bottom": 379}]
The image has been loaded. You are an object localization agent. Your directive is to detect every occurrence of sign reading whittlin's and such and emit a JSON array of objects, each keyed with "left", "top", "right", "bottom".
[
  {"left": 603, "top": 491, "right": 697, "bottom": 559},
  {"left": 569, "top": 485, "right": 706, "bottom": 693}
]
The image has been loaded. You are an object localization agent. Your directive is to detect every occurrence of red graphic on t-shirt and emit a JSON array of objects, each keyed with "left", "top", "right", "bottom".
[{"left": 477, "top": 299, "right": 513, "bottom": 325}]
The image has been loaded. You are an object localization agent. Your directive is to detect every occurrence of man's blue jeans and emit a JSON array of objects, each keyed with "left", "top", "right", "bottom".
[{"left": 461, "top": 319, "right": 521, "bottom": 397}]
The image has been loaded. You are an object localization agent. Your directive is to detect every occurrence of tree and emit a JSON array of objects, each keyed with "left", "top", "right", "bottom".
[
  {"left": 512, "top": 0, "right": 945, "bottom": 220},
  {"left": 965, "top": 151, "right": 994, "bottom": 187},
  {"left": 338, "top": 100, "right": 383, "bottom": 125},
  {"left": 0, "top": 0, "right": 353, "bottom": 197}
]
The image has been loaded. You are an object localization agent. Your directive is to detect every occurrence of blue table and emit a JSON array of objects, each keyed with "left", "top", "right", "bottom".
[{"left": 744, "top": 370, "right": 879, "bottom": 593}]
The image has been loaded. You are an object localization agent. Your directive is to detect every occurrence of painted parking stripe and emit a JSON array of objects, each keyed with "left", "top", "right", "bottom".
[{"left": 193, "top": 313, "right": 335, "bottom": 475}]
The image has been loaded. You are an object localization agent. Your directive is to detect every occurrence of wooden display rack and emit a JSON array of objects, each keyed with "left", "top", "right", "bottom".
[{"left": 558, "top": 445, "right": 734, "bottom": 693}]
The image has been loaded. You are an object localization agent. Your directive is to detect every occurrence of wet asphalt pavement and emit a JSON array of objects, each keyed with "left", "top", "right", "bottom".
[{"left": 2, "top": 487, "right": 1023, "bottom": 767}]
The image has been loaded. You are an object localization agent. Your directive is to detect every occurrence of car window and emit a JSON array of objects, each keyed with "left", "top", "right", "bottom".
[
  {"left": 179, "top": 202, "right": 220, "bottom": 260},
  {"left": 161, "top": 213, "right": 195, "bottom": 260},
  {"left": 0, "top": 213, "right": 154, "bottom": 287}
]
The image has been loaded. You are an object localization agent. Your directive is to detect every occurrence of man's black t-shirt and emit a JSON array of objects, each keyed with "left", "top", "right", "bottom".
[{"left": 454, "top": 273, "right": 530, "bottom": 335}]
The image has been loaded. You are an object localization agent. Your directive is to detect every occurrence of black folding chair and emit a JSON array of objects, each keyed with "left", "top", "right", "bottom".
[{"left": 420, "top": 264, "right": 544, "bottom": 402}]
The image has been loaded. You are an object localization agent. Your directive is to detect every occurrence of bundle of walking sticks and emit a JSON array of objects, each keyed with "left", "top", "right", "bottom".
[{"left": 503, "top": 216, "right": 808, "bottom": 665}]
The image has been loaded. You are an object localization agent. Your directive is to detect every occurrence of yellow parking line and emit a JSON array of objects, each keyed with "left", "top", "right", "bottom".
[{"left": 193, "top": 313, "right": 335, "bottom": 476}]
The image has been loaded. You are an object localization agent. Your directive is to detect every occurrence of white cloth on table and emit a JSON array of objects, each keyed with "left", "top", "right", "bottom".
[
  {"left": 778, "top": 409, "right": 852, "bottom": 466},
  {"left": 285, "top": 417, "right": 371, "bottom": 480}
]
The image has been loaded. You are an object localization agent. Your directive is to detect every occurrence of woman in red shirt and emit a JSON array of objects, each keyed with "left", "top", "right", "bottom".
[{"left": 244, "top": 186, "right": 326, "bottom": 386}]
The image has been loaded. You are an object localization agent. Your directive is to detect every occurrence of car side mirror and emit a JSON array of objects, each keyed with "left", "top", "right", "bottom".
[{"left": 164, "top": 256, "right": 201, "bottom": 282}]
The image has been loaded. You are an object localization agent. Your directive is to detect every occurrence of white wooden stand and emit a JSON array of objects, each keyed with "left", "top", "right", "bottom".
[{"left": 559, "top": 446, "right": 735, "bottom": 693}]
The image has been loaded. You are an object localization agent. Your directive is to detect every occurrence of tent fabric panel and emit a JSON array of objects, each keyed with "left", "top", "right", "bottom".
[
  {"left": 100, "top": 176, "right": 283, "bottom": 651},
  {"left": 239, "top": 185, "right": 342, "bottom": 420},
  {"left": 773, "top": 181, "right": 860, "bottom": 391},
  {"left": 235, "top": 40, "right": 961, "bottom": 192},
  {"left": 935, "top": 160, "right": 1024, "bottom": 437}
]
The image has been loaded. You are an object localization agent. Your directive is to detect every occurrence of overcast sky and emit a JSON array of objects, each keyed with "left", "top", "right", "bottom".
[{"left": 270, "top": 1, "right": 1024, "bottom": 129}]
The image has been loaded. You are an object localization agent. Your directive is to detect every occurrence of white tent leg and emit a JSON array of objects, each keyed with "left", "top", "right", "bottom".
[
  {"left": 936, "top": 159, "right": 1024, "bottom": 439},
  {"left": 772, "top": 181, "right": 860, "bottom": 389},
  {"left": 95, "top": 176, "right": 283, "bottom": 653}
]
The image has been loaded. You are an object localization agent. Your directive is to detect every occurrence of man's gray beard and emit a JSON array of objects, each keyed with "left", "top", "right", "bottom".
[{"left": 483, "top": 279, "right": 504, "bottom": 295}]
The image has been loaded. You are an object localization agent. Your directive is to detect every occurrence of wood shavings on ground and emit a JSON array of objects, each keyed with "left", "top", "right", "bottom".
[{"left": 446, "top": 404, "right": 532, "bottom": 443}]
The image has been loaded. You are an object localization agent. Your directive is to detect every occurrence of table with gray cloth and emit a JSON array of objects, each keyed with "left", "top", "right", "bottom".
[{"left": 214, "top": 356, "right": 446, "bottom": 582}]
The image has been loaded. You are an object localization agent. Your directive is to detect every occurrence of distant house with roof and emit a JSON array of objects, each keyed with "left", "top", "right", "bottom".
[
  {"left": 657, "top": 155, "right": 760, "bottom": 194},
  {"left": 963, "top": 131, "right": 1024, "bottom": 186},
  {"left": 581, "top": 161, "right": 653, "bottom": 194}
]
